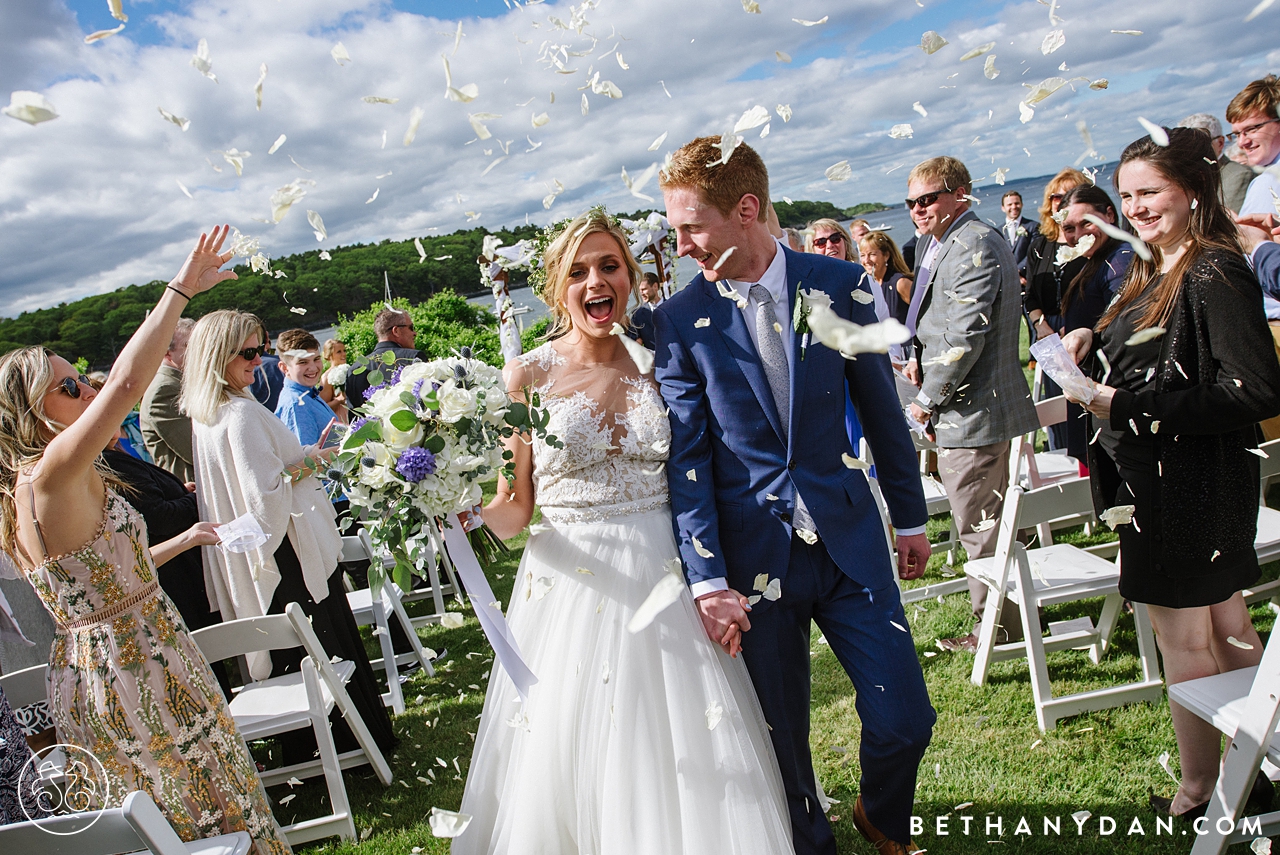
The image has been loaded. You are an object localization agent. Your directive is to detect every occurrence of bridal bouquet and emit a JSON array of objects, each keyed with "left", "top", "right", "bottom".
[
  {"left": 324, "top": 362, "right": 350, "bottom": 392},
  {"left": 327, "top": 347, "right": 556, "bottom": 591}
]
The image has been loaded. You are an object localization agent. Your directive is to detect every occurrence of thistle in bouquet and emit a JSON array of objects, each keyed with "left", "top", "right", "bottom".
[{"left": 327, "top": 346, "right": 559, "bottom": 592}]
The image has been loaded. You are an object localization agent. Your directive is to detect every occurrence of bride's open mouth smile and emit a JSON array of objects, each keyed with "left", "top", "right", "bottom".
[{"left": 583, "top": 294, "right": 615, "bottom": 324}]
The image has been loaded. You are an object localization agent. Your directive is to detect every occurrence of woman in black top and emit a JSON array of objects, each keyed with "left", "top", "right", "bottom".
[
  {"left": 1054, "top": 185, "right": 1135, "bottom": 463},
  {"left": 1063, "top": 128, "right": 1280, "bottom": 821}
]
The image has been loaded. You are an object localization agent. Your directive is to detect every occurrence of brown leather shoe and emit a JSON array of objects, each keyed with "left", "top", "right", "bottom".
[
  {"left": 936, "top": 632, "right": 978, "bottom": 653},
  {"left": 852, "top": 795, "right": 921, "bottom": 853}
]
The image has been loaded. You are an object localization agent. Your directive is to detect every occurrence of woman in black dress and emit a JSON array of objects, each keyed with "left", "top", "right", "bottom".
[
  {"left": 1053, "top": 185, "right": 1135, "bottom": 464},
  {"left": 1062, "top": 128, "right": 1280, "bottom": 820}
]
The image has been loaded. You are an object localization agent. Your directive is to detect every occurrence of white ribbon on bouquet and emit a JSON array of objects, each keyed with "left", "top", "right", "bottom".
[{"left": 439, "top": 514, "right": 538, "bottom": 701}]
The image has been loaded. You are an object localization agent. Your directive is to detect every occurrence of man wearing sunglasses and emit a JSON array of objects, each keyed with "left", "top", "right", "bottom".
[
  {"left": 342, "top": 308, "right": 425, "bottom": 409},
  {"left": 247, "top": 328, "right": 285, "bottom": 411},
  {"left": 903, "top": 156, "right": 1040, "bottom": 654},
  {"left": 1227, "top": 75, "right": 1280, "bottom": 218}
]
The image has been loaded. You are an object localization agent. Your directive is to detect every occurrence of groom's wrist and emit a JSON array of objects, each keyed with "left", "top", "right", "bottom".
[{"left": 690, "top": 578, "right": 729, "bottom": 599}]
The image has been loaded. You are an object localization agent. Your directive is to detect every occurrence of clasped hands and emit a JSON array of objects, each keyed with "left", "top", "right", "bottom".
[{"left": 693, "top": 532, "right": 931, "bottom": 657}]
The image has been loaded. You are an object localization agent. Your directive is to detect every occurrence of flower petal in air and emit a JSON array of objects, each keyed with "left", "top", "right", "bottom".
[
  {"left": 1099, "top": 505, "right": 1136, "bottom": 530},
  {"left": 85, "top": 24, "right": 126, "bottom": 43},
  {"left": 733, "top": 105, "right": 771, "bottom": 133},
  {"left": 158, "top": 106, "right": 189, "bottom": 131},
  {"left": 706, "top": 701, "right": 724, "bottom": 730},
  {"left": 428, "top": 808, "right": 472, "bottom": 838},
  {"left": 3, "top": 91, "right": 58, "bottom": 125},
  {"left": 1124, "top": 326, "right": 1165, "bottom": 346},
  {"left": 826, "top": 160, "right": 853, "bottom": 181},
  {"left": 889, "top": 124, "right": 914, "bottom": 140},
  {"left": 691, "top": 536, "right": 715, "bottom": 559},
  {"left": 1137, "top": 116, "right": 1169, "bottom": 146},
  {"left": 1041, "top": 29, "right": 1066, "bottom": 54},
  {"left": 920, "top": 30, "right": 949, "bottom": 54},
  {"left": 960, "top": 42, "right": 996, "bottom": 61},
  {"left": 842, "top": 453, "right": 869, "bottom": 471},
  {"left": 609, "top": 323, "right": 655, "bottom": 374},
  {"left": 984, "top": 55, "right": 1000, "bottom": 79},
  {"left": 627, "top": 574, "right": 685, "bottom": 632},
  {"left": 331, "top": 42, "right": 351, "bottom": 65},
  {"left": 306, "top": 210, "right": 326, "bottom": 242}
]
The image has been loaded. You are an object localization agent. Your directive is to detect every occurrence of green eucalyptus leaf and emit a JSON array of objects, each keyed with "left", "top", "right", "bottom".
[
  {"left": 505, "top": 401, "right": 529, "bottom": 427},
  {"left": 367, "top": 370, "right": 385, "bottom": 386},
  {"left": 389, "top": 409, "right": 418, "bottom": 432},
  {"left": 382, "top": 351, "right": 398, "bottom": 365},
  {"left": 424, "top": 434, "right": 446, "bottom": 454}
]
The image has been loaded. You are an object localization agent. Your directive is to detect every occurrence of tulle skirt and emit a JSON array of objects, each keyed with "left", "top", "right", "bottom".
[{"left": 453, "top": 507, "right": 795, "bottom": 855}]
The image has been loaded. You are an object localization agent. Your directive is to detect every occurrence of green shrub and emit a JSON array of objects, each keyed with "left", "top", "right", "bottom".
[
  {"left": 520, "top": 316, "right": 551, "bottom": 353},
  {"left": 335, "top": 291, "right": 504, "bottom": 367}
]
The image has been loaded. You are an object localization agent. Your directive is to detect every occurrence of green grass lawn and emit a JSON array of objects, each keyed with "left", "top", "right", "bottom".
[{"left": 263, "top": 326, "right": 1277, "bottom": 854}]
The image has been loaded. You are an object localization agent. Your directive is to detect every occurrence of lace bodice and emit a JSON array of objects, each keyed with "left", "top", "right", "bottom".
[{"left": 506, "top": 342, "right": 670, "bottom": 524}]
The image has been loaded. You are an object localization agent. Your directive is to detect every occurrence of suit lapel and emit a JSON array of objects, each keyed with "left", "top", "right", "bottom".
[
  {"left": 703, "top": 276, "right": 787, "bottom": 444},
  {"left": 784, "top": 248, "right": 810, "bottom": 452}
]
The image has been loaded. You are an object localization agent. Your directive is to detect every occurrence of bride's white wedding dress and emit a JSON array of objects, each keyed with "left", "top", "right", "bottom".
[{"left": 453, "top": 342, "right": 794, "bottom": 855}]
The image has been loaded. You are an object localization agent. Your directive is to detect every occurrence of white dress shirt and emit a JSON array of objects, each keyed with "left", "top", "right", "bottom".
[
  {"left": 1240, "top": 151, "right": 1280, "bottom": 217},
  {"left": 690, "top": 241, "right": 922, "bottom": 600}
]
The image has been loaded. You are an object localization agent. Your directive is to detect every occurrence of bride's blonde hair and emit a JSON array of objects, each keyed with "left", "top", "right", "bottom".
[{"left": 540, "top": 209, "right": 642, "bottom": 340}]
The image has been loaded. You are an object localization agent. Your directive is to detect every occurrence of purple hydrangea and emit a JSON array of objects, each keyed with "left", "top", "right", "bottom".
[
  {"left": 395, "top": 447, "right": 437, "bottom": 482},
  {"left": 349, "top": 416, "right": 370, "bottom": 432}
]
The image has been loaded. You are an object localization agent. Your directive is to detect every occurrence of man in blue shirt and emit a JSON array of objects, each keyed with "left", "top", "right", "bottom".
[{"left": 274, "top": 329, "right": 339, "bottom": 448}]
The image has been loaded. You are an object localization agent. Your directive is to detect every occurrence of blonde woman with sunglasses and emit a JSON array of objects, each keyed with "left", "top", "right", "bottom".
[{"left": 0, "top": 227, "right": 292, "bottom": 855}]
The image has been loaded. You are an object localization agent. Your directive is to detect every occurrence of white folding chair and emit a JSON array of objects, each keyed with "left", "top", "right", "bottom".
[
  {"left": 1167, "top": 629, "right": 1280, "bottom": 853},
  {"left": 191, "top": 602, "right": 392, "bottom": 846},
  {"left": 1243, "top": 437, "right": 1280, "bottom": 606},
  {"left": 342, "top": 531, "right": 436, "bottom": 715},
  {"left": 966, "top": 478, "right": 1165, "bottom": 732},
  {"left": 0, "top": 789, "right": 251, "bottom": 855},
  {"left": 859, "top": 437, "right": 970, "bottom": 605},
  {"left": 0, "top": 662, "right": 66, "bottom": 786}
]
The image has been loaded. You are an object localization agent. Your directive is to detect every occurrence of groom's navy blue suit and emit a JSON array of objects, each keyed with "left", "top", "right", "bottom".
[{"left": 654, "top": 245, "right": 935, "bottom": 853}]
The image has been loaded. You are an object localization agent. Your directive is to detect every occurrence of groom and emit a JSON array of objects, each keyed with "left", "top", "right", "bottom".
[{"left": 653, "top": 137, "right": 935, "bottom": 855}]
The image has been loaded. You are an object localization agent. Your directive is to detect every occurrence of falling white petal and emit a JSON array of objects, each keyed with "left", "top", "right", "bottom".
[
  {"left": 646, "top": 131, "right": 669, "bottom": 152},
  {"left": 269, "top": 179, "right": 313, "bottom": 223},
  {"left": 1019, "top": 102, "right": 1036, "bottom": 124},
  {"left": 912, "top": 101, "right": 928, "bottom": 118},
  {"left": 319, "top": 250, "right": 331, "bottom": 261},
  {"left": 609, "top": 323, "right": 654, "bottom": 374},
  {"left": 3, "top": 91, "right": 58, "bottom": 125},
  {"left": 1246, "top": 0, "right": 1278, "bottom": 21},
  {"left": 306, "top": 210, "right": 327, "bottom": 242},
  {"left": 1228, "top": 636, "right": 1255, "bottom": 650},
  {"left": 616, "top": 52, "right": 629, "bottom": 70},
  {"left": 806, "top": 304, "right": 910, "bottom": 357},
  {"left": 481, "top": 156, "right": 507, "bottom": 176},
  {"left": 686, "top": 469, "right": 697, "bottom": 481},
  {"left": 842, "top": 453, "right": 869, "bottom": 470},
  {"left": 414, "top": 237, "right": 427, "bottom": 263},
  {"left": 191, "top": 38, "right": 217, "bottom": 82},
  {"left": 733, "top": 105, "right": 771, "bottom": 133},
  {"left": 706, "top": 701, "right": 724, "bottom": 730},
  {"left": 960, "top": 42, "right": 996, "bottom": 61},
  {"left": 1083, "top": 214, "right": 1153, "bottom": 262},
  {"left": 712, "top": 246, "right": 737, "bottom": 270},
  {"left": 889, "top": 124, "right": 914, "bottom": 140},
  {"left": 366, "top": 188, "right": 380, "bottom": 204},
  {"left": 1124, "top": 326, "right": 1165, "bottom": 346},
  {"left": 923, "top": 346, "right": 966, "bottom": 366},
  {"left": 440, "top": 612, "right": 464, "bottom": 628},
  {"left": 107, "top": 0, "right": 127, "bottom": 21},
  {"left": 694, "top": 317, "right": 711, "bottom": 328},
  {"left": 775, "top": 50, "right": 792, "bottom": 63},
  {"left": 404, "top": 106, "right": 425, "bottom": 146},
  {"left": 793, "top": 15, "right": 828, "bottom": 25},
  {"left": 1111, "top": 29, "right": 1143, "bottom": 35},
  {"left": 428, "top": 808, "right": 472, "bottom": 838},
  {"left": 1100, "top": 505, "right": 1136, "bottom": 530},
  {"left": 85, "top": 24, "right": 126, "bottom": 43},
  {"left": 796, "top": 529, "right": 818, "bottom": 545},
  {"left": 362, "top": 95, "right": 400, "bottom": 105},
  {"left": 691, "top": 536, "right": 714, "bottom": 559},
  {"left": 825, "top": 160, "right": 853, "bottom": 181},
  {"left": 1041, "top": 29, "right": 1066, "bottom": 55},
  {"left": 331, "top": 42, "right": 351, "bottom": 65},
  {"left": 1137, "top": 116, "right": 1169, "bottom": 146},
  {"left": 530, "top": 111, "right": 550, "bottom": 129},
  {"left": 763, "top": 578, "right": 782, "bottom": 601},
  {"left": 627, "top": 573, "right": 685, "bottom": 633},
  {"left": 468, "top": 112, "right": 500, "bottom": 140},
  {"left": 920, "top": 31, "right": 949, "bottom": 54},
  {"left": 442, "top": 57, "right": 479, "bottom": 102},
  {"left": 254, "top": 63, "right": 267, "bottom": 111},
  {"left": 265, "top": 134, "right": 286, "bottom": 155},
  {"left": 158, "top": 107, "right": 190, "bottom": 131},
  {"left": 217, "top": 148, "right": 250, "bottom": 176},
  {"left": 984, "top": 54, "right": 1000, "bottom": 79},
  {"left": 176, "top": 180, "right": 193, "bottom": 199}
]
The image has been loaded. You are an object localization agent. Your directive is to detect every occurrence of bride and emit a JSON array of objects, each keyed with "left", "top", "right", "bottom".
[{"left": 453, "top": 209, "right": 795, "bottom": 854}]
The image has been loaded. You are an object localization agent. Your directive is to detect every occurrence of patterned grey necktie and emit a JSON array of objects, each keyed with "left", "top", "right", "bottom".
[{"left": 749, "top": 284, "right": 817, "bottom": 537}]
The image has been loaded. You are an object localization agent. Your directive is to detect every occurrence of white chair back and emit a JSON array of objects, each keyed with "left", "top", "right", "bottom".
[{"left": 0, "top": 662, "right": 47, "bottom": 709}]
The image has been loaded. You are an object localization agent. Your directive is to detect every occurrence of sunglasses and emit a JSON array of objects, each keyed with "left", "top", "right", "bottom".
[
  {"left": 54, "top": 374, "right": 91, "bottom": 399},
  {"left": 1049, "top": 193, "right": 1067, "bottom": 204},
  {"left": 813, "top": 235, "right": 844, "bottom": 248},
  {"left": 393, "top": 324, "right": 416, "bottom": 333},
  {"left": 1226, "top": 118, "right": 1280, "bottom": 143},
  {"left": 235, "top": 344, "right": 268, "bottom": 361},
  {"left": 904, "top": 191, "right": 943, "bottom": 210}
]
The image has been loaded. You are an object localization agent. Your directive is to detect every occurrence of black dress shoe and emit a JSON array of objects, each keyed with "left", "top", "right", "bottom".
[{"left": 1149, "top": 790, "right": 1208, "bottom": 821}]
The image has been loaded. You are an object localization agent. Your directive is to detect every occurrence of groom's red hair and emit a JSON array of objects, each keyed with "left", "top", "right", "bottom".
[{"left": 660, "top": 136, "right": 771, "bottom": 221}]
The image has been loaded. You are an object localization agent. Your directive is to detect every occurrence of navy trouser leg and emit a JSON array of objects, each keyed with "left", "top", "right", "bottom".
[
  {"left": 738, "top": 540, "right": 834, "bottom": 855},
  {"left": 809, "top": 544, "right": 936, "bottom": 845}
]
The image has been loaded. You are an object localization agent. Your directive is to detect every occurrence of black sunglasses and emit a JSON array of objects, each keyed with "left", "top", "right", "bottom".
[
  {"left": 393, "top": 323, "right": 416, "bottom": 333},
  {"left": 813, "top": 235, "right": 844, "bottom": 248},
  {"left": 54, "top": 374, "right": 91, "bottom": 399},
  {"left": 904, "top": 191, "right": 943, "bottom": 210},
  {"left": 236, "top": 344, "right": 268, "bottom": 361}
]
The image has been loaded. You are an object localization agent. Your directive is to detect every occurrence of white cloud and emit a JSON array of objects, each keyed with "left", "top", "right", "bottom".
[{"left": 0, "top": 0, "right": 1277, "bottom": 313}]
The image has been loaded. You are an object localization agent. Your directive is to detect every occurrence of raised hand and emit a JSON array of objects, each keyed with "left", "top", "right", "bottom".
[{"left": 170, "top": 225, "right": 239, "bottom": 298}]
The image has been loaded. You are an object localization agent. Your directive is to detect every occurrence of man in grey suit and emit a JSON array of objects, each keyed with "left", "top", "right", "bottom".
[
  {"left": 904, "top": 157, "right": 1040, "bottom": 652},
  {"left": 1177, "top": 113, "right": 1253, "bottom": 213},
  {"left": 140, "top": 317, "right": 195, "bottom": 483}
]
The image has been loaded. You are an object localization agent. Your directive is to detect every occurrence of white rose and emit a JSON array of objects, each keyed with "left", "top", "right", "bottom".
[
  {"left": 437, "top": 380, "right": 479, "bottom": 423},
  {"left": 397, "top": 362, "right": 435, "bottom": 387}
]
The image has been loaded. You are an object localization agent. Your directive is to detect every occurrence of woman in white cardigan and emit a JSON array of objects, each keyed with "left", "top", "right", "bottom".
[{"left": 182, "top": 310, "right": 396, "bottom": 759}]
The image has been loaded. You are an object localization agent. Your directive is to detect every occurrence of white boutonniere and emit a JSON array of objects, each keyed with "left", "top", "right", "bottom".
[
  {"left": 794, "top": 287, "right": 833, "bottom": 361},
  {"left": 1016, "top": 226, "right": 1028, "bottom": 237}
]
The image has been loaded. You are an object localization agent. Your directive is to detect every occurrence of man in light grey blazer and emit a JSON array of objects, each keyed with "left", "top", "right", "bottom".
[{"left": 905, "top": 156, "right": 1040, "bottom": 652}]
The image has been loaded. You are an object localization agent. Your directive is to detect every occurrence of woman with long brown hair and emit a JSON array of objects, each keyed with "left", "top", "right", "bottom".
[
  {"left": 1062, "top": 128, "right": 1280, "bottom": 820},
  {"left": 0, "top": 228, "right": 290, "bottom": 854}
]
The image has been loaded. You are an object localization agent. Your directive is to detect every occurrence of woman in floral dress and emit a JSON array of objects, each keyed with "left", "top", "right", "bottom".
[{"left": 0, "top": 227, "right": 290, "bottom": 855}]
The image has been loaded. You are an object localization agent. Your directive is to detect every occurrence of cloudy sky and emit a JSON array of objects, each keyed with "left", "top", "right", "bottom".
[{"left": 1, "top": 0, "right": 1276, "bottom": 316}]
